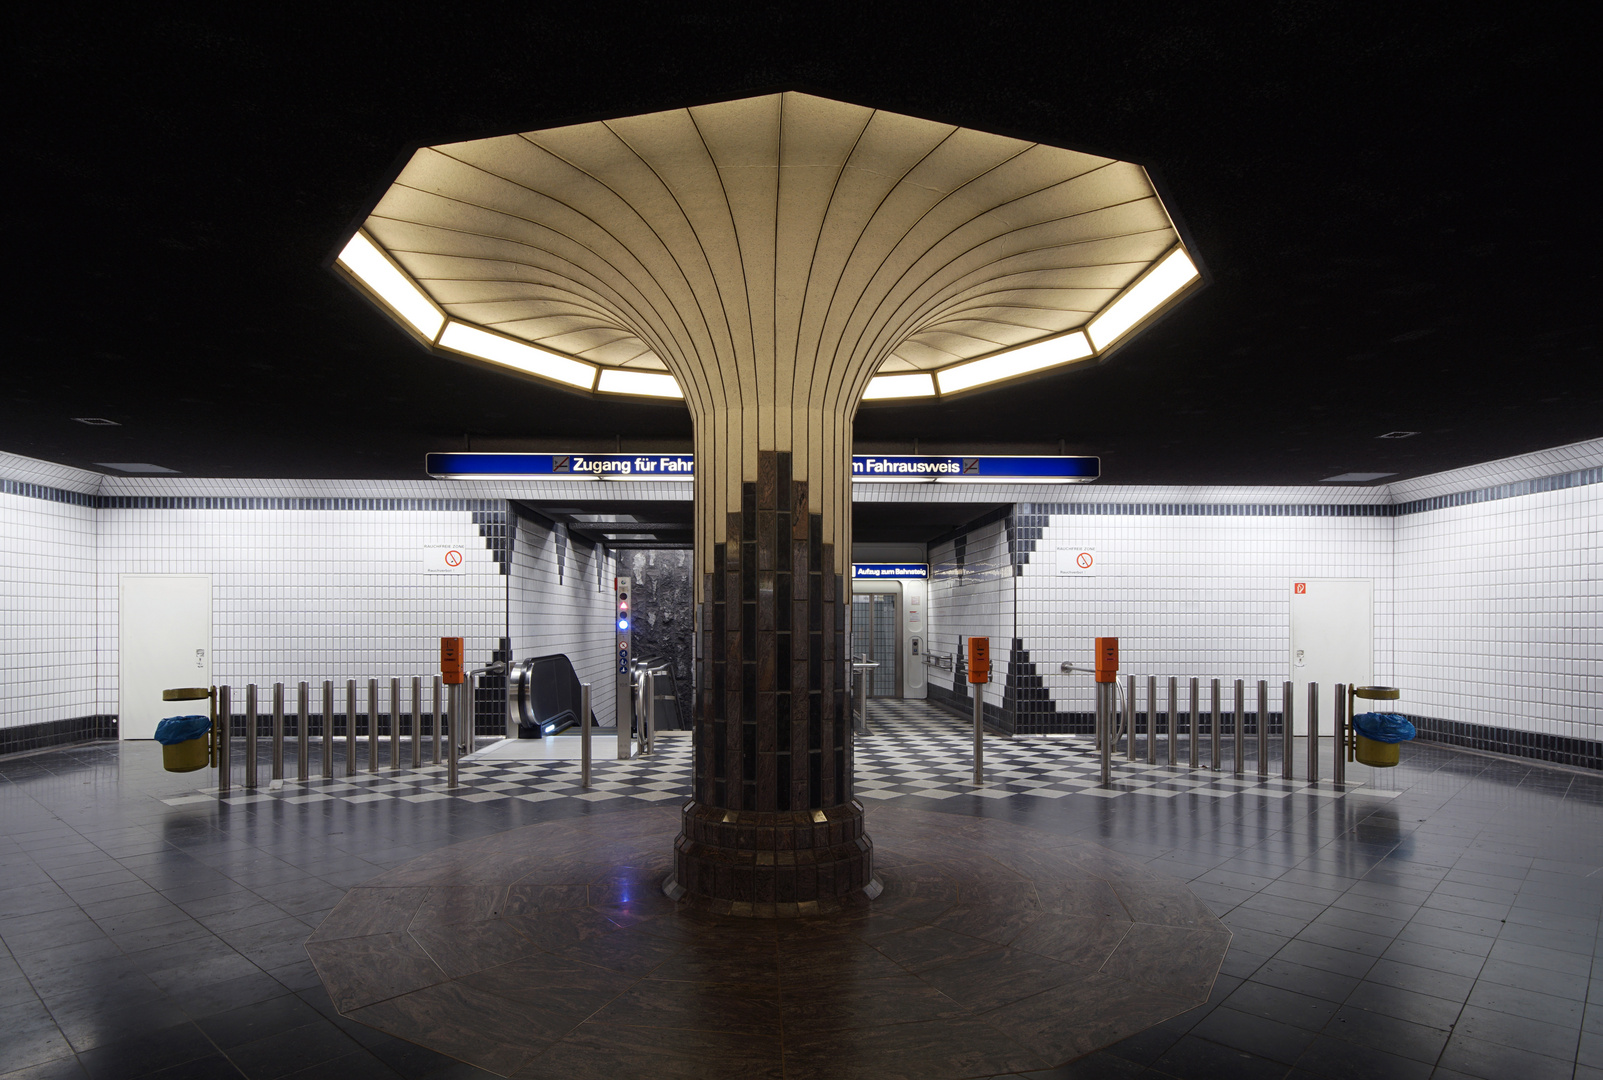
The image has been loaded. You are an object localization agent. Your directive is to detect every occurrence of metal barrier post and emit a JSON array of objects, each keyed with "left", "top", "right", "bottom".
[
  {"left": 1333, "top": 684, "right": 1347, "bottom": 784},
  {"left": 1307, "top": 681, "right": 1320, "bottom": 783},
  {"left": 1210, "top": 678, "right": 1221, "bottom": 770},
  {"left": 271, "top": 683, "right": 285, "bottom": 780},
  {"left": 1188, "top": 677, "right": 1199, "bottom": 768},
  {"left": 1282, "top": 680, "right": 1294, "bottom": 780},
  {"left": 1167, "top": 676, "right": 1178, "bottom": 767},
  {"left": 244, "top": 684, "right": 258, "bottom": 789},
  {"left": 581, "top": 681, "right": 592, "bottom": 788},
  {"left": 432, "top": 676, "right": 442, "bottom": 764},
  {"left": 1233, "top": 679, "right": 1245, "bottom": 775},
  {"left": 972, "top": 681, "right": 984, "bottom": 786},
  {"left": 321, "top": 680, "right": 334, "bottom": 778},
  {"left": 297, "top": 681, "right": 309, "bottom": 781},
  {"left": 217, "top": 685, "right": 232, "bottom": 794},
  {"left": 367, "top": 678, "right": 379, "bottom": 773},
  {"left": 411, "top": 676, "right": 422, "bottom": 770},
  {"left": 446, "top": 677, "right": 462, "bottom": 789},
  {"left": 1098, "top": 681, "right": 1112, "bottom": 786},
  {"left": 1147, "top": 672, "right": 1160, "bottom": 765},
  {"left": 1257, "top": 679, "right": 1269, "bottom": 778},
  {"left": 345, "top": 679, "right": 357, "bottom": 776},
  {"left": 390, "top": 676, "right": 401, "bottom": 771},
  {"left": 1128, "top": 672, "right": 1141, "bottom": 756}
]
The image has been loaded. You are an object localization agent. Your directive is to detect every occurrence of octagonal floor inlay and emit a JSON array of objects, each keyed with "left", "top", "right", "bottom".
[{"left": 307, "top": 806, "right": 1230, "bottom": 1078}]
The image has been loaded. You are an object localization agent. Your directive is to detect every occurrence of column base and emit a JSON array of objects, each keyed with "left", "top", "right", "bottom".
[{"left": 665, "top": 800, "right": 878, "bottom": 917}]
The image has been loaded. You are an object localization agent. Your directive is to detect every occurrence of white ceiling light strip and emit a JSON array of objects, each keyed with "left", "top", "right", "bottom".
[
  {"left": 335, "top": 232, "right": 446, "bottom": 342},
  {"left": 596, "top": 369, "right": 683, "bottom": 399},
  {"left": 861, "top": 373, "right": 937, "bottom": 400},
  {"left": 1085, "top": 246, "right": 1200, "bottom": 351},
  {"left": 438, "top": 322, "right": 597, "bottom": 390},
  {"left": 935, "top": 332, "right": 1094, "bottom": 395}
]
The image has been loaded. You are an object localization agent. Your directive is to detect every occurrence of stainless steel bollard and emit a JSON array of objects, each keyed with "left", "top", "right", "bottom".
[
  {"left": 367, "top": 678, "right": 379, "bottom": 774},
  {"left": 1282, "top": 680, "right": 1294, "bottom": 780},
  {"left": 1147, "top": 675, "right": 1158, "bottom": 765},
  {"left": 297, "top": 682, "right": 309, "bottom": 782},
  {"left": 1333, "top": 683, "right": 1346, "bottom": 785},
  {"left": 390, "top": 677, "right": 401, "bottom": 772},
  {"left": 411, "top": 676, "right": 422, "bottom": 770},
  {"left": 581, "top": 681, "right": 592, "bottom": 788},
  {"left": 1126, "top": 674, "right": 1136, "bottom": 761},
  {"left": 218, "top": 685, "right": 232, "bottom": 794},
  {"left": 245, "top": 684, "right": 259, "bottom": 789},
  {"left": 432, "top": 676, "right": 442, "bottom": 764},
  {"left": 345, "top": 679, "right": 357, "bottom": 776},
  {"left": 972, "top": 683, "right": 984, "bottom": 785},
  {"left": 1098, "top": 681, "right": 1112, "bottom": 786},
  {"left": 1233, "top": 679, "right": 1245, "bottom": 775},
  {"left": 321, "top": 680, "right": 334, "bottom": 778},
  {"left": 1167, "top": 676, "right": 1178, "bottom": 767},
  {"left": 446, "top": 678, "right": 462, "bottom": 789},
  {"left": 1210, "top": 679, "right": 1221, "bottom": 770},
  {"left": 1307, "top": 681, "right": 1320, "bottom": 783},
  {"left": 271, "top": 683, "right": 285, "bottom": 780},
  {"left": 1257, "top": 680, "right": 1269, "bottom": 778},
  {"left": 1188, "top": 677, "right": 1199, "bottom": 768}
]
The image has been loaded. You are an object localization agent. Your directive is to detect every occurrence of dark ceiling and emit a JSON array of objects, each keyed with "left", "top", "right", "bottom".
[{"left": 4, "top": 8, "right": 1596, "bottom": 490}]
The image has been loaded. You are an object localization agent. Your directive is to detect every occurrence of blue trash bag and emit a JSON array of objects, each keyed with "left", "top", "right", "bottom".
[
  {"left": 154, "top": 715, "right": 212, "bottom": 745},
  {"left": 1352, "top": 712, "right": 1415, "bottom": 744}
]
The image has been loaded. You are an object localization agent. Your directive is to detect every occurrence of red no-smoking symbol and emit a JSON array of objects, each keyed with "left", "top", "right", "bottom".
[
  {"left": 1294, "top": 582, "right": 1306, "bottom": 594},
  {"left": 1076, "top": 552, "right": 1093, "bottom": 569},
  {"left": 444, "top": 550, "right": 462, "bottom": 567}
]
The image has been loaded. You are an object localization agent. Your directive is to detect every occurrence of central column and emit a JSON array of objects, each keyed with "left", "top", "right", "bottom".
[{"left": 666, "top": 403, "right": 875, "bottom": 915}]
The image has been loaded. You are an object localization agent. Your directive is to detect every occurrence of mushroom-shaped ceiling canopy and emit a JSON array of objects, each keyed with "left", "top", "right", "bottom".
[{"left": 336, "top": 92, "right": 1199, "bottom": 410}]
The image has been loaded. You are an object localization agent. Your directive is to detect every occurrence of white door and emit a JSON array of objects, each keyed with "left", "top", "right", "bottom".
[
  {"left": 120, "top": 575, "right": 212, "bottom": 739},
  {"left": 1290, "top": 578, "right": 1372, "bottom": 740}
]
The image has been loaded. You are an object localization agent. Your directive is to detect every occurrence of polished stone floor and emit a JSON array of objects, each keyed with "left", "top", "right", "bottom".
[
  {"left": 308, "top": 805, "right": 1229, "bottom": 1077},
  {"left": 3, "top": 701, "right": 1603, "bottom": 1079}
]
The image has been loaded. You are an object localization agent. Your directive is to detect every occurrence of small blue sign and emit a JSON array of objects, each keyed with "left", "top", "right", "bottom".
[
  {"left": 426, "top": 452, "right": 1098, "bottom": 482},
  {"left": 852, "top": 563, "right": 930, "bottom": 580}
]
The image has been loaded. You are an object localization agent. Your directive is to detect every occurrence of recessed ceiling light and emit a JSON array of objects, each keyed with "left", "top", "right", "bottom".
[
  {"left": 73, "top": 417, "right": 121, "bottom": 426},
  {"left": 336, "top": 231, "right": 446, "bottom": 342},
  {"left": 1377, "top": 431, "right": 1419, "bottom": 439},
  {"left": 1319, "top": 472, "right": 1395, "bottom": 483},
  {"left": 936, "top": 332, "right": 1094, "bottom": 395},
  {"left": 595, "top": 369, "right": 683, "bottom": 398},
  {"left": 1085, "top": 246, "right": 1201, "bottom": 351},
  {"left": 862, "top": 373, "right": 936, "bottom": 400},
  {"left": 438, "top": 322, "right": 597, "bottom": 390},
  {"left": 95, "top": 463, "right": 179, "bottom": 474}
]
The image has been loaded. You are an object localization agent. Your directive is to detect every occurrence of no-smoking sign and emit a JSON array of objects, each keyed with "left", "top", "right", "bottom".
[
  {"left": 424, "top": 544, "right": 469, "bottom": 575},
  {"left": 1059, "top": 545, "right": 1098, "bottom": 576}
]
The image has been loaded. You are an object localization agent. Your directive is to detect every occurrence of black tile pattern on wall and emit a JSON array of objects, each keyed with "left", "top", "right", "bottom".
[
  {"left": 0, "top": 714, "right": 117, "bottom": 756},
  {"left": 1409, "top": 713, "right": 1603, "bottom": 770},
  {"left": 474, "top": 505, "right": 511, "bottom": 575}
]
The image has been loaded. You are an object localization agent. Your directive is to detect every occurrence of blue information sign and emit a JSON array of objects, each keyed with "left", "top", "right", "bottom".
[
  {"left": 426, "top": 452, "right": 1098, "bottom": 483},
  {"left": 851, "top": 563, "right": 930, "bottom": 580}
]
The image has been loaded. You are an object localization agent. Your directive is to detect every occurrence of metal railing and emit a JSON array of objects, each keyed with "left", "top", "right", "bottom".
[{"left": 212, "top": 674, "right": 472, "bottom": 796}]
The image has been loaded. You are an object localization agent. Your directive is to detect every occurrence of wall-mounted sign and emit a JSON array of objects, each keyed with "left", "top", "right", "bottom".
[
  {"left": 852, "top": 563, "right": 930, "bottom": 580},
  {"left": 1057, "top": 545, "right": 1098, "bottom": 576},
  {"left": 424, "top": 544, "right": 468, "bottom": 574},
  {"left": 427, "top": 452, "right": 1099, "bottom": 483}
]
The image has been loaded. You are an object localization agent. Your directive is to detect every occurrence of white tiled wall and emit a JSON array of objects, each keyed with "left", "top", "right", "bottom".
[
  {"left": 1017, "top": 513, "right": 1395, "bottom": 721},
  {"left": 1394, "top": 482, "right": 1601, "bottom": 739},
  {"left": 0, "top": 490, "right": 98, "bottom": 729},
  {"left": 929, "top": 520, "right": 1015, "bottom": 711},
  {"left": 509, "top": 515, "right": 618, "bottom": 723},
  {"left": 95, "top": 507, "right": 507, "bottom": 712}
]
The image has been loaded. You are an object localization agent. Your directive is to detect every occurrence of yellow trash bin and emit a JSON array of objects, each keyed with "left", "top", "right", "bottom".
[
  {"left": 1353, "top": 733, "right": 1400, "bottom": 768},
  {"left": 163, "top": 736, "right": 211, "bottom": 772}
]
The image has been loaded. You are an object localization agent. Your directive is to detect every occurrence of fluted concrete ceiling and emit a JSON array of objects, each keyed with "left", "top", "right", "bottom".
[{"left": 344, "top": 92, "right": 1197, "bottom": 406}]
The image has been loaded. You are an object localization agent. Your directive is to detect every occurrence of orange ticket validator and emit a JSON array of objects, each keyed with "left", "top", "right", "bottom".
[
  {"left": 1095, "top": 637, "right": 1119, "bottom": 683},
  {"left": 967, "top": 637, "right": 990, "bottom": 684},
  {"left": 440, "top": 637, "right": 465, "bottom": 685}
]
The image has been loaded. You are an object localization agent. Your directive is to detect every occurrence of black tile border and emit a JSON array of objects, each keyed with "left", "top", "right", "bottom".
[
  {"left": 1409, "top": 714, "right": 1603, "bottom": 771},
  {"left": 0, "top": 714, "right": 117, "bottom": 757}
]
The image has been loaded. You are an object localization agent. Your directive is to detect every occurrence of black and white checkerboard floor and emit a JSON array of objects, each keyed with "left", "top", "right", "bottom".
[{"left": 165, "top": 699, "right": 1389, "bottom": 808}]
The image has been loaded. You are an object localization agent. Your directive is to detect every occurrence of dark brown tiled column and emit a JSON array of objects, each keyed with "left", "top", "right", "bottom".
[{"left": 666, "top": 448, "right": 874, "bottom": 915}]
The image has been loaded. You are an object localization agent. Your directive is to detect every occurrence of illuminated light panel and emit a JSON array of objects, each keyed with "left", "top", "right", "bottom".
[
  {"left": 438, "top": 322, "right": 597, "bottom": 390},
  {"left": 336, "top": 232, "right": 446, "bottom": 341},
  {"left": 935, "top": 332, "right": 1093, "bottom": 395},
  {"left": 596, "top": 368, "right": 683, "bottom": 399},
  {"left": 862, "top": 373, "right": 936, "bottom": 400},
  {"left": 1086, "top": 247, "right": 1200, "bottom": 351}
]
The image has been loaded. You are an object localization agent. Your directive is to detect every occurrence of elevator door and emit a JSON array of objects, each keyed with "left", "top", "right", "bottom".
[{"left": 850, "top": 593, "right": 900, "bottom": 697}]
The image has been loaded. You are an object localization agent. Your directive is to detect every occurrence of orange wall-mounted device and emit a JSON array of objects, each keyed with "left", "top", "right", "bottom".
[
  {"left": 440, "top": 637, "right": 464, "bottom": 685},
  {"left": 967, "top": 637, "right": 990, "bottom": 684},
  {"left": 1095, "top": 637, "right": 1119, "bottom": 683}
]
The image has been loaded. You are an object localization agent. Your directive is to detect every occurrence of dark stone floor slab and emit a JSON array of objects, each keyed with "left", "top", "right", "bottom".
[{"left": 310, "top": 803, "right": 1229, "bottom": 1077}]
